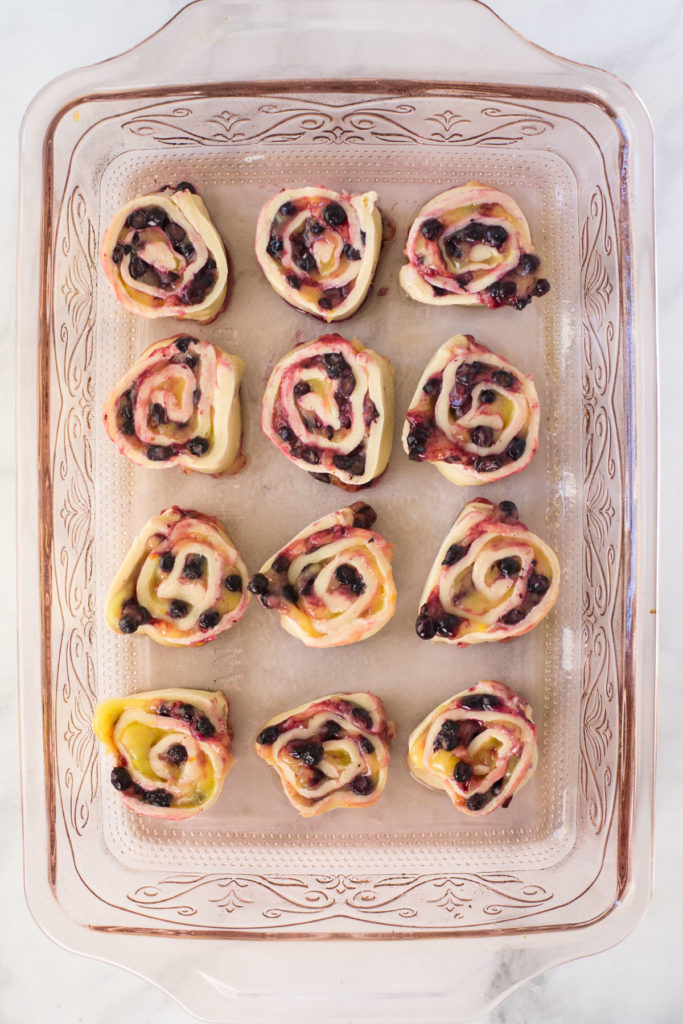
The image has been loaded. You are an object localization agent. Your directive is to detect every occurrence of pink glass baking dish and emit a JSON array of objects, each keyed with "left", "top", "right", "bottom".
[{"left": 16, "top": 1, "right": 657, "bottom": 1020}]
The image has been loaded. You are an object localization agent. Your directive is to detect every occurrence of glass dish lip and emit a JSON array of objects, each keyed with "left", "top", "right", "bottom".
[{"left": 15, "top": 0, "right": 658, "bottom": 1018}]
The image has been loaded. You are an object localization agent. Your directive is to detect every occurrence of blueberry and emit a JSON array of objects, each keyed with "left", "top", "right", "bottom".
[
  {"left": 456, "top": 273, "right": 473, "bottom": 288},
  {"left": 454, "top": 761, "right": 473, "bottom": 783},
  {"left": 436, "top": 614, "right": 460, "bottom": 638},
  {"left": 111, "top": 766, "right": 132, "bottom": 791},
  {"left": 444, "top": 235, "right": 463, "bottom": 260},
  {"left": 322, "top": 352, "right": 350, "bottom": 379},
  {"left": 492, "top": 370, "right": 515, "bottom": 388},
  {"left": 503, "top": 608, "right": 526, "bottom": 625},
  {"left": 146, "top": 444, "right": 174, "bottom": 462},
  {"left": 434, "top": 720, "right": 460, "bottom": 751},
  {"left": 528, "top": 573, "right": 550, "bottom": 595},
  {"left": 487, "top": 280, "right": 516, "bottom": 302},
  {"left": 187, "top": 436, "right": 210, "bottom": 457},
  {"left": 296, "top": 249, "right": 316, "bottom": 273},
  {"left": 167, "top": 222, "right": 186, "bottom": 243},
  {"left": 119, "top": 602, "right": 149, "bottom": 634},
  {"left": 280, "top": 584, "right": 297, "bottom": 604},
  {"left": 112, "top": 243, "right": 124, "bottom": 264},
  {"left": 335, "top": 564, "right": 363, "bottom": 591},
  {"left": 497, "top": 558, "right": 521, "bottom": 578},
  {"left": 351, "top": 706, "right": 373, "bottom": 729},
  {"left": 146, "top": 206, "right": 168, "bottom": 227},
  {"left": 317, "top": 296, "right": 332, "bottom": 309},
  {"left": 484, "top": 225, "right": 508, "bottom": 249},
  {"left": 342, "top": 243, "right": 361, "bottom": 261},
  {"left": 266, "top": 235, "right": 283, "bottom": 258},
  {"left": 127, "top": 208, "right": 148, "bottom": 229},
  {"left": 322, "top": 203, "right": 347, "bottom": 227},
  {"left": 175, "top": 181, "right": 196, "bottom": 193},
  {"left": 466, "top": 793, "right": 487, "bottom": 812},
  {"left": 293, "top": 380, "right": 310, "bottom": 397},
  {"left": 272, "top": 555, "right": 290, "bottom": 574},
  {"left": 149, "top": 402, "right": 167, "bottom": 427},
  {"left": 470, "top": 426, "right": 494, "bottom": 448},
  {"left": 175, "top": 336, "right": 192, "bottom": 352},
  {"left": 490, "top": 780, "right": 504, "bottom": 797},
  {"left": 479, "top": 389, "right": 496, "bottom": 404},
  {"left": 248, "top": 573, "right": 269, "bottom": 595},
  {"left": 194, "top": 714, "right": 216, "bottom": 737},
  {"left": 517, "top": 253, "right": 540, "bottom": 276},
  {"left": 278, "top": 424, "right": 296, "bottom": 444},
  {"left": 159, "top": 552, "right": 175, "bottom": 573},
  {"left": 165, "top": 744, "right": 187, "bottom": 765},
  {"left": 351, "top": 504, "right": 377, "bottom": 530},
  {"left": 291, "top": 742, "right": 323, "bottom": 766},
  {"left": 309, "top": 220, "right": 324, "bottom": 235},
  {"left": 321, "top": 720, "right": 342, "bottom": 740},
  {"left": 462, "top": 222, "right": 485, "bottom": 243},
  {"left": 474, "top": 456, "right": 503, "bottom": 473},
  {"left": 506, "top": 437, "right": 526, "bottom": 461},
  {"left": 300, "top": 447, "right": 320, "bottom": 465},
  {"left": 461, "top": 692, "right": 502, "bottom": 711},
  {"left": 175, "top": 240, "right": 196, "bottom": 262},
  {"left": 198, "top": 609, "right": 221, "bottom": 631},
  {"left": 416, "top": 615, "right": 436, "bottom": 640},
  {"left": 287, "top": 274, "right": 301, "bottom": 290},
  {"left": 257, "top": 725, "right": 280, "bottom": 745},
  {"left": 169, "top": 599, "right": 189, "bottom": 618},
  {"left": 442, "top": 544, "right": 466, "bottom": 566},
  {"left": 183, "top": 554, "right": 205, "bottom": 579},
  {"left": 145, "top": 788, "right": 174, "bottom": 807},
  {"left": 180, "top": 703, "right": 195, "bottom": 721},
  {"left": 225, "top": 574, "right": 243, "bottom": 592},
  {"left": 128, "top": 256, "right": 147, "bottom": 279},
  {"left": 515, "top": 297, "right": 530, "bottom": 310},
  {"left": 279, "top": 200, "right": 296, "bottom": 217},
  {"left": 422, "top": 377, "right": 441, "bottom": 397},
  {"left": 420, "top": 217, "right": 443, "bottom": 241},
  {"left": 359, "top": 736, "right": 375, "bottom": 754},
  {"left": 498, "top": 500, "right": 518, "bottom": 519},
  {"left": 532, "top": 278, "right": 550, "bottom": 297},
  {"left": 349, "top": 775, "right": 374, "bottom": 795}
]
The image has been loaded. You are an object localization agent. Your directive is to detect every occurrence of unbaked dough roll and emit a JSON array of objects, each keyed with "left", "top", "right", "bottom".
[
  {"left": 93, "top": 688, "right": 234, "bottom": 819},
  {"left": 255, "top": 187, "right": 381, "bottom": 321},
  {"left": 403, "top": 334, "right": 539, "bottom": 484},
  {"left": 103, "top": 335, "right": 244, "bottom": 475},
  {"left": 399, "top": 182, "right": 550, "bottom": 309},
  {"left": 106, "top": 507, "right": 250, "bottom": 647},
  {"left": 416, "top": 498, "right": 559, "bottom": 646},
  {"left": 262, "top": 333, "right": 394, "bottom": 489},
  {"left": 407, "top": 681, "right": 537, "bottom": 816},
  {"left": 255, "top": 692, "right": 394, "bottom": 816},
  {"left": 100, "top": 182, "right": 228, "bottom": 322},
  {"left": 248, "top": 502, "right": 396, "bottom": 648}
]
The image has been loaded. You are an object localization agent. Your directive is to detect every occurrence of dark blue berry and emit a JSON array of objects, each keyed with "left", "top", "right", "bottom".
[
  {"left": 111, "top": 766, "right": 132, "bottom": 790},
  {"left": 257, "top": 726, "right": 279, "bottom": 745}
]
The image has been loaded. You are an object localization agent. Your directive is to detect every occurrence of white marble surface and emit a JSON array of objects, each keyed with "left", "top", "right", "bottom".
[{"left": 2, "top": 0, "right": 680, "bottom": 1020}]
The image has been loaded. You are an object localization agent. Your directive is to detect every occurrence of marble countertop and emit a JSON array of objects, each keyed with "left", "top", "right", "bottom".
[{"left": 3, "top": 1, "right": 679, "bottom": 1021}]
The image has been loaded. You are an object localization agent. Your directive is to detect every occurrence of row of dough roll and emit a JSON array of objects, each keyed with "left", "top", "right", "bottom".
[
  {"left": 93, "top": 682, "right": 538, "bottom": 821},
  {"left": 104, "top": 331, "right": 541, "bottom": 488},
  {"left": 100, "top": 181, "right": 551, "bottom": 325}
]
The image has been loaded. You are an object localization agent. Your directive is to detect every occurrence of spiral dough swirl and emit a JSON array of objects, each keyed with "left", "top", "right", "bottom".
[
  {"left": 255, "top": 187, "right": 382, "bottom": 321},
  {"left": 262, "top": 333, "right": 394, "bottom": 489},
  {"left": 399, "top": 181, "right": 550, "bottom": 310},
  {"left": 416, "top": 498, "right": 560, "bottom": 646},
  {"left": 100, "top": 183, "right": 228, "bottom": 323},
  {"left": 106, "top": 507, "right": 250, "bottom": 647},
  {"left": 92, "top": 688, "right": 234, "bottom": 819},
  {"left": 255, "top": 692, "right": 394, "bottom": 816},
  {"left": 248, "top": 502, "right": 396, "bottom": 648},
  {"left": 103, "top": 335, "right": 244, "bottom": 475},
  {"left": 408, "top": 681, "right": 537, "bottom": 816},
  {"left": 403, "top": 334, "right": 539, "bottom": 484}
]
